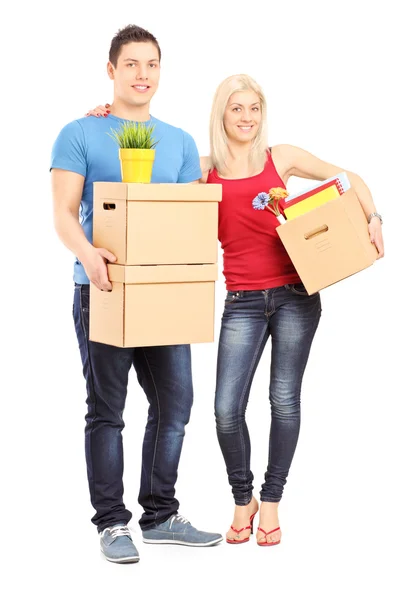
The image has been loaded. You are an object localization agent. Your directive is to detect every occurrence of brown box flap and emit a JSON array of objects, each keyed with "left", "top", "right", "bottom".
[
  {"left": 89, "top": 282, "right": 125, "bottom": 346},
  {"left": 125, "top": 183, "right": 222, "bottom": 201},
  {"left": 94, "top": 182, "right": 222, "bottom": 202},
  {"left": 339, "top": 189, "right": 378, "bottom": 262},
  {"left": 108, "top": 263, "right": 218, "bottom": 283},
  {"left": 93, "top": 182, "right": 128, "bottom": 200},
  {"left": 93, "top": 184, "right": 128, "bottom": 263}
]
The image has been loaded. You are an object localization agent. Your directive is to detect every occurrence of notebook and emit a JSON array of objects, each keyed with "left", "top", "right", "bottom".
[{"left": 283, "top": 172, "right": 350, "bottom": 220}]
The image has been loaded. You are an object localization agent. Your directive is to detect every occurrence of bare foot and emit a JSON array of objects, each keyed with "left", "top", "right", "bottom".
[
  {"left": 256, "top": 501, "right": 281, "bottom": 545},
  {"left": 226, "top": 497, "right": 259, "bottom": 543}
]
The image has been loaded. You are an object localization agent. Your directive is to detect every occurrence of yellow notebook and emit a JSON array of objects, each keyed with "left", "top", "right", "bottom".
[{"left": 284, "top": 184, "right": 340, "bottom": 220}]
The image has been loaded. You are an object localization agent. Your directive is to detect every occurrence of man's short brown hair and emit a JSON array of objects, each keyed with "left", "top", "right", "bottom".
[{"left": 109, "top": 24, "right": 161, "bottom": 67}]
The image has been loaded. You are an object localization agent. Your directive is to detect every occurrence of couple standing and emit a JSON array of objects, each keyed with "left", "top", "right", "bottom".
[{"left": 51, "top": 24, "right": 384, "bottom": 563}]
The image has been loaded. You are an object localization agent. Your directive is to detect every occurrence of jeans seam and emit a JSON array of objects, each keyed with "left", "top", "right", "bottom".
[
  {"left": 142, "top": 350, "right": 161, "bottom": 522},
  {"left": 266, "top": 289, "right": 276, "bottom": 317},
  {"left": 236, "top": 321, "right": 268, "bottom": 499},
  {"left": 79, "top": 286, "right": 99, "bottom": 508}
]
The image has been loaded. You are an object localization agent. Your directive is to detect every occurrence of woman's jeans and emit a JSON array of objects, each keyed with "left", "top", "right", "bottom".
[
  {"left": 73, "top": 284, "right": 193, "bottom": 532},
  {"left": 215, "top": 283, "right": 321, "bottom": 505}
]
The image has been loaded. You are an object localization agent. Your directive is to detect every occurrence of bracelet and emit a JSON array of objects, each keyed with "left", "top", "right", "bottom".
[{"left": 367, "top": 212, "right": 383, "bottom": 225}]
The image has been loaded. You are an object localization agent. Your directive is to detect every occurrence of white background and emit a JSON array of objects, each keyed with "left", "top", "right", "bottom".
[{"left": 2, "top": 1, "right": 399, "bottom": 598}]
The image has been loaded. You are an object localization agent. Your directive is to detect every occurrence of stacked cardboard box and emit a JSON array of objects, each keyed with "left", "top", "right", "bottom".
[{"left": 89, "top": 182, "right": 222, "bottom": 347}]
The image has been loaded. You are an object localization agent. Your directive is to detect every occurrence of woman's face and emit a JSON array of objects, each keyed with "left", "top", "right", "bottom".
[{"left": 223, "top": 90, "right": 262, "bottom": 144}]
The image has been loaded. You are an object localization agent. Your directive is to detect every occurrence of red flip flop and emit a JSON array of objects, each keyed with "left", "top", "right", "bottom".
[
  {"left": 257, "top": 526, "right": 281, "bottom": 546},
  {"left": 226, "top": 512, "right": 258, "bottom": 544}
]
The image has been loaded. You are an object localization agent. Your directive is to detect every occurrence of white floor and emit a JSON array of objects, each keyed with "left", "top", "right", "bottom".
[{"left": 7, "top": 474, "right": 399, "bottom": 599}]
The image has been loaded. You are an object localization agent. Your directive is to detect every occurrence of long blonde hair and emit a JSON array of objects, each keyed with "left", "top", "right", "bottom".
[{"left": 209, "top": 74, "right": 268, "bottom": 175}]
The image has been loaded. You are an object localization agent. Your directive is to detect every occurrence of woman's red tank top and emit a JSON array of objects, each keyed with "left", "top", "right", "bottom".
[{"left": 207, "top": 151, "right": 301, "bottom": 290}]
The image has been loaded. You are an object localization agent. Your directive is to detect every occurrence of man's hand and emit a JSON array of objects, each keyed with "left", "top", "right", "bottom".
[{"left": 81, "top": 247, "right": 117, "bottom": 291}]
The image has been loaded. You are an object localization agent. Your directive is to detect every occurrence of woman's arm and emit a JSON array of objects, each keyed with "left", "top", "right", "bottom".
[
  {"left": 200, "top": 156, "right": 212, "bottom": 183},
  {"left": 273, "top": 144, "right": 384, "bottom": 258}
]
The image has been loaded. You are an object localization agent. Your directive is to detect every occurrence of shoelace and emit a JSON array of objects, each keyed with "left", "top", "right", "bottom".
[
  {"left": 169, "top": 514, "right": 190, "bottom": 529},
  {"left": 107, "top": 525, "right": 131, "bottom": 539}
]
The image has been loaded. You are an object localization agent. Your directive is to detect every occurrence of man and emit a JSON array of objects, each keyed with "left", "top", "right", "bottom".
[{"left": 51, "top": 24, "right": 222, "bottom": 564}]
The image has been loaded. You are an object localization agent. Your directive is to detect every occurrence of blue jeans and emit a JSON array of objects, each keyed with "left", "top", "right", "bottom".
[
  {"left": 73, "top": 284, "right": 193, "bottom": 532},
  {"left": 215, "top": 283, "right": 321, "bottom": 504}
]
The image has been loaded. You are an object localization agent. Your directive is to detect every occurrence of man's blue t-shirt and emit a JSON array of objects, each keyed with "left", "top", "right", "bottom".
[{"left": 50, "top": 114, "right": 202, "bottom": 284}]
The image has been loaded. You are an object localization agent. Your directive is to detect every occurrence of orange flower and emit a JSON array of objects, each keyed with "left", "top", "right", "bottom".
[{"left": 268, "top": 187, "right": 288, "bottom": 201}]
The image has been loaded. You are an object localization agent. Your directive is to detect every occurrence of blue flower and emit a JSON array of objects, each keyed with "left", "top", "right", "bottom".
[{"left": 252, "top": 192, "right": 270, "bottom": 210}]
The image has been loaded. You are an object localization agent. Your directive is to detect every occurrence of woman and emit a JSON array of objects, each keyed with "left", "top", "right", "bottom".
[{"left": 85, "top": 75, "right": 384, "bottom": 546}]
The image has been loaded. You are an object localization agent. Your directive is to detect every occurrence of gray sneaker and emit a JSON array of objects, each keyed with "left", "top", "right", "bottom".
[
  {"left": 142, "top": 514, "right": 223, "bottom": 547},
  {"left": 100, "top": 524, "right": 140, "bottom": 563}
]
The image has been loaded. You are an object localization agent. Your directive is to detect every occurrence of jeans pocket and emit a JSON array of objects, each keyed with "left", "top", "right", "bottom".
[
  {"left": 284, "top": 283, "right": 311, "bottom": 296},
  {"left": 225, "top": 291, "right": 239, "bottom": 305}
]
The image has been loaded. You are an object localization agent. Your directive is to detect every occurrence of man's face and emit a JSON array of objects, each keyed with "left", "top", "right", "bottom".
[{"left": 108, "top": 41, "right": 160, "bottom": 108}]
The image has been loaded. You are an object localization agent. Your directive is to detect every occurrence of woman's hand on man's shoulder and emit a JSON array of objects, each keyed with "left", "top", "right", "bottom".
[{"left": 200, "top": 156, "right": 212, "bottom": 182}]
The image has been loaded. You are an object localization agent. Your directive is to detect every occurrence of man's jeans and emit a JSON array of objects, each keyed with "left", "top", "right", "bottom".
[
  {"left": 215, "top": 283, "right": 321, "bottom": 505},
  {"left": 73, "top": 284, "right": 193, "bottom": 532}
]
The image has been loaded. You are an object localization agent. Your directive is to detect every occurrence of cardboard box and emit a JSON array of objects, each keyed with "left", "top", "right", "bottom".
[
  {"left": 277, "top": 188, "right": 378, "bottom": 294},
  {"left": 93, "top": 182, "right": 222, "bottom": 265},
  {"left": 89, "top": 264, "right": 218, "bottom": 348}
]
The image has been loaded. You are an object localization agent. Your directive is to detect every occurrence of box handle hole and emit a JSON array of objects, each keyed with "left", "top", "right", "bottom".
[
  {"left": 304, "top": 225, "right": 328, "bottom": 240},
  {"left": 103, "top": 203, "right": 116, "bottom": 210}
]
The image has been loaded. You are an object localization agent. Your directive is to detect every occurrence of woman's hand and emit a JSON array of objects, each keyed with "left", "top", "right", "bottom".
[
  {"left": 85, "top": 103, "right": 111, "bottom": 117},
  {"left": 368, "top": 218, "right": 384, "bottom": 259}
]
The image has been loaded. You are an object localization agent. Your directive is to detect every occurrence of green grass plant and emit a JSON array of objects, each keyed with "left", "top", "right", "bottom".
[{"left": 108, "top": 121, "right": 158, "bottom": 149}]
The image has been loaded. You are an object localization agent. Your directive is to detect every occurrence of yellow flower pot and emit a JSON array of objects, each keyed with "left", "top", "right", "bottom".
[{"left": 119, "top": 148, "right": 156, "bottom": 183}]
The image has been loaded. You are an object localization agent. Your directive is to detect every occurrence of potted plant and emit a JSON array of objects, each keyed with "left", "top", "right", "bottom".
[{"left": 108, "top": 121, "right": 158, "bottom": 183}]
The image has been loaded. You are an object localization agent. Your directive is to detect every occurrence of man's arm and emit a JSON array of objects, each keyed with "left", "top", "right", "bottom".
[
  {"left": 52, "top": 168, "right": 116, "bottom": 290},
  {"left": 178, "top": 131, "right": 202, "bottom": 184}
]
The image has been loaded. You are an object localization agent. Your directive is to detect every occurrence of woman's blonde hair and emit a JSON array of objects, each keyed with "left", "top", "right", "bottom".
[{"left": 209, "top": 74, "right": 268, "bottom": 175}]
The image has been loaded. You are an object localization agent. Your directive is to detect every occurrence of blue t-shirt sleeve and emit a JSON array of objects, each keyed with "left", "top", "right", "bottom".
[
  {"left": 50, "top": 120, "right": 87, "bottom": 177},
  {"left": 178, "top": 131, "right": 201, "bottom": 183}
]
